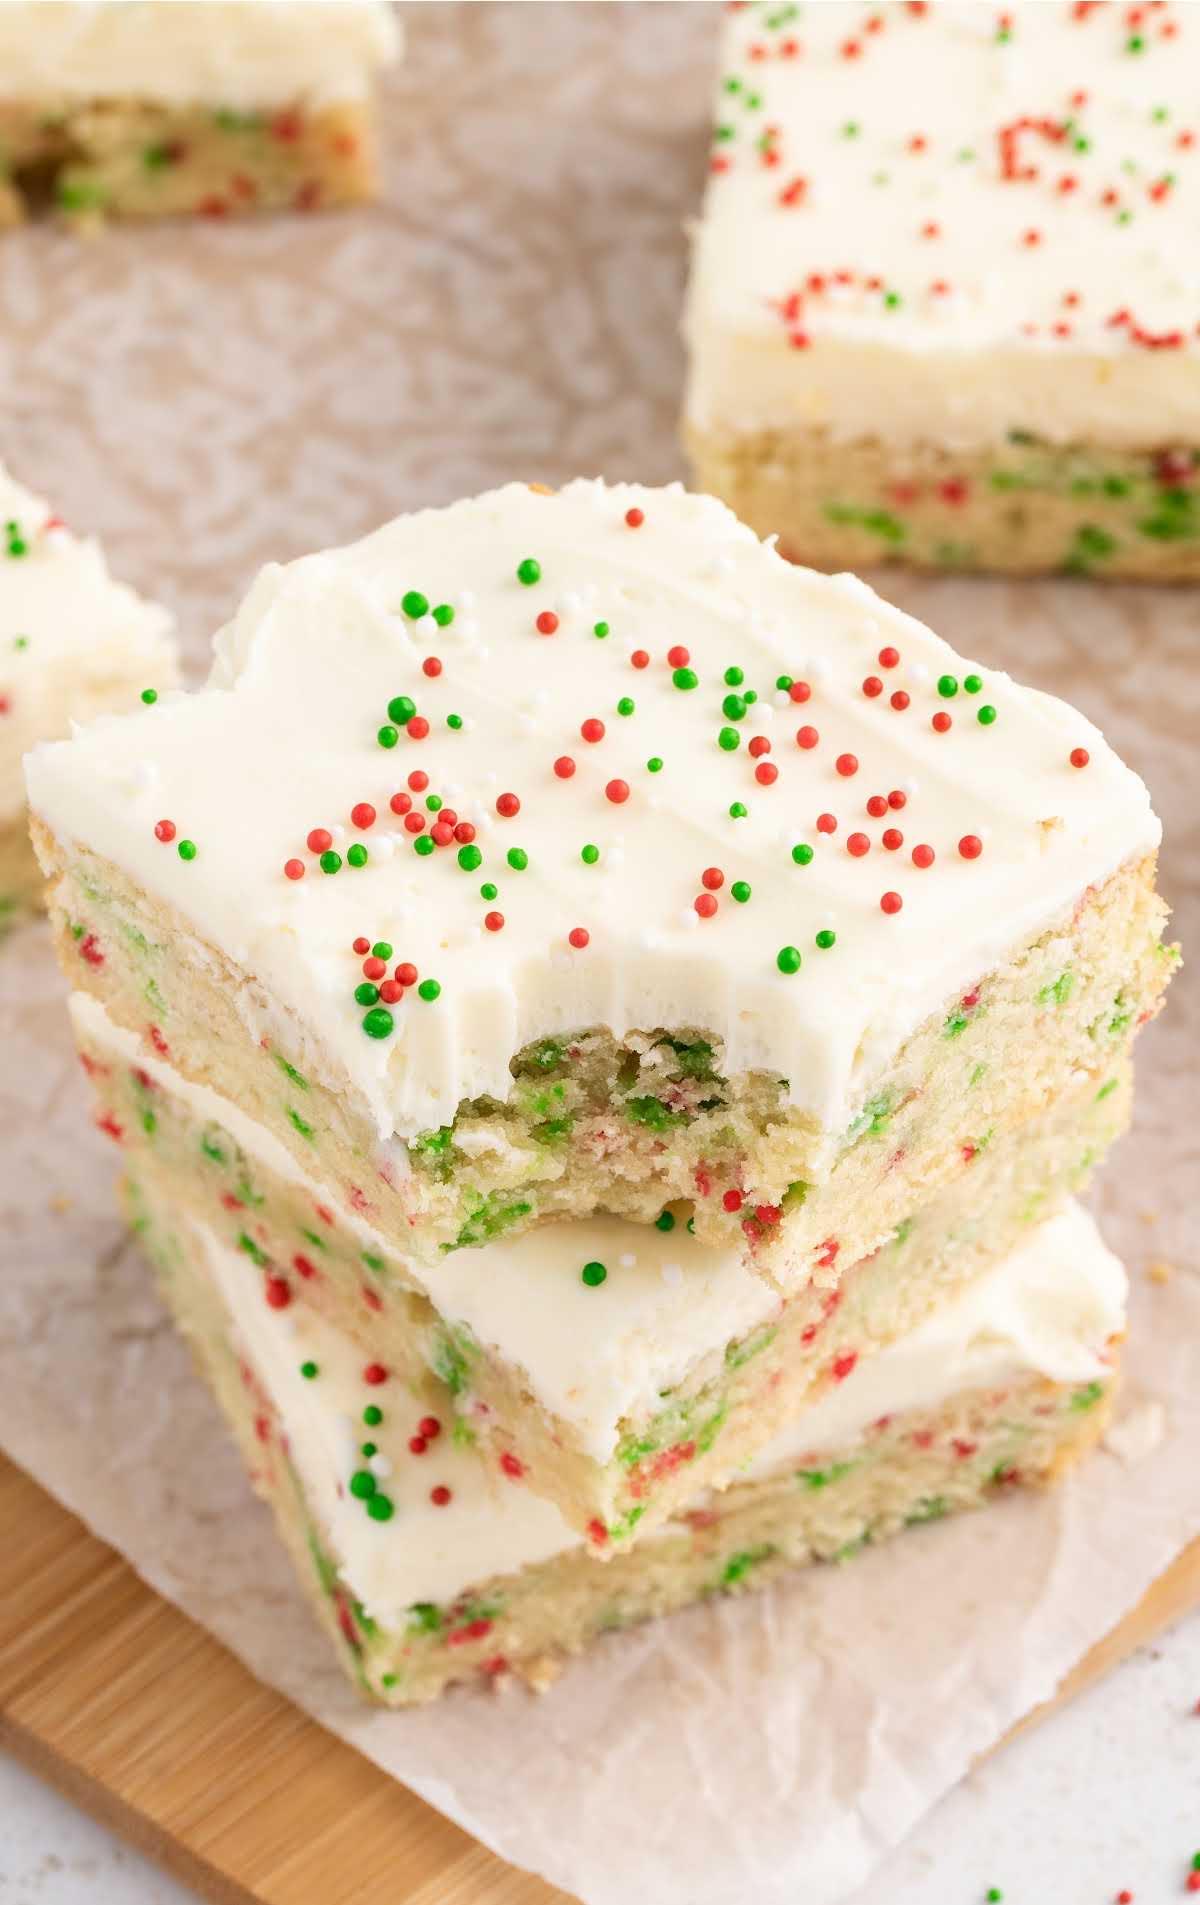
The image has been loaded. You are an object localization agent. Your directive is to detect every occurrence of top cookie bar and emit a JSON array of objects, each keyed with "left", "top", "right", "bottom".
[
  {"left": 685, "top": 0, "right": 1200, "bottom": 577},
  {"left": 25, "top": 480, "right": 1171, "bottom": 1281}
]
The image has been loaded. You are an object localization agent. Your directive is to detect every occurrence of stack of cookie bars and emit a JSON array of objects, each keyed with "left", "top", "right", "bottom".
[{"left": 23, "top": 478, "right": 1174, "bottom": 1702}]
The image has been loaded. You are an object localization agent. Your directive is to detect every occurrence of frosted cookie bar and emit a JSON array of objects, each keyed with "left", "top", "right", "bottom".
[
  {"left": 130, "top": 1179, "right": 1126, "bottom": 1705},
  {"left": 75, "top": 990, "right": 1131, "bottom": 1545},
  {"left": 0, "top": 460, "right": 175, "bottom": 932},
  {"left": 686, "top": 1, "right": 1200, "bottom": 578},
  {"left": 0, "top": 2, "right": 398, "bottom": 228},
  {"left": 27, "top": 482, "right": 1172, "bottom": 1285}
]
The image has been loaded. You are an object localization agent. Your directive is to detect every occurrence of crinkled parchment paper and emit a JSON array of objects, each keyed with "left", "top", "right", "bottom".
[{"left": 0, "top": 9, "right": 1196, "bottom": 1905}]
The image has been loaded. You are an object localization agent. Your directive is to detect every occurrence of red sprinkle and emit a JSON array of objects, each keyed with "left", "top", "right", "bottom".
[
  {"left": 695, "top": 892, "right": 719, "bottom": 918},
  {"left": 958, "top": 834, "right": 983, "bottom": 860},
  {"left": 422, "top": 656, "right": 442, "bottom": 677},
  {"left": 816, "top": 812, "right": 837, "bottom": 834},
  {"left": 625, "top": 507, "right": 645, "bottom": 528},
  {"left": 406, "top": 716, "right": 430, "bottom": 740},
  {"left": 890, "top": 690, "right": 910, "bottom": 711},
  {"left": 419, "top": 1415, "right": 442, "bottom": 1438},
  {"left": 667, "top": 644, "right": 690, "bottom": 667},
  {"left": 836, "top": 753, "right": 859, "bottom": 777},
  {"left": 882, "top": 828, "right": 903, "bottom": 850},
  {"left": 408, "top": 1435, "right": 428, "bottom": 1455},
  {"left": 154, "top": 819, "right": 176, "bottom": 843},
  {"left": 500, "top": 1451, "right": 526, "bottom": 1478},
  {"left": 1070, "top": 747, "right": 1090, "bottom": 769},
  {"left": 702, "top": 867, "right": 725, "bottom": 890},
  {"left": 430, "top": 1485, "right": 452, "bottom": 1507},
  {"left": 350, "top": 802, "right": 376, "bottom": 830},
  {"left": 748, "top": 734, "right": 771, "bottom": 758},
  {"left": 887, "top": 789, "right": 907, "bottom": 809},
  {"left": 866, "top": 795, "right": 888, "bottom": 818},
  {"left": 788, "top": 680, "right": 812, "bottom": 702},
  {"left": 581, "top": 717, "right": 605, "bottom": 743},
  {"left": 395, "top": 961, "right": 418, "bottom": 987},
  {"left": 484, "top": 911, "right": 504, "bottom": 932},
  {"left": 264, "top": 1275, "right": 291, "bottom": 1310},
  {"left": 606, "top": 778, "right": 630, "bottom": 804},
  {"left": 880, "top": 891, "right": 903, "bottom": 914},
  {"left": 847, "top": 832, "right": 870, "bottom": 857},
  {"left": 408, "top": 770, "right": 429, "bottom": 792},
  {"left": 796, "top": 725, "right": 819, "bottom": 749},
  {"left": 631, "top": 649, "right": 650, "bottom": 670},
  {"left": 568, "top": 926, "right": 590, "bottom": 949},
  {"left": 932, "top": 711, "right": 952, "bottom": 733},
  {"left": 554, "top": 755, "right": 576, "bottom": 779},
  {"left": 755, "top": 761, "right": 779, "bottom": 785},
  {"left": 307, "top": 828, "right": 331, "bottom": 853},
  {"left": 722, "top": 1189, "right": 744, "bottom": 1212},
  {"left": 878, "top": 646, "right": 900, "bottom": 668},
  {"left": 284, "top": 858, "right": 305, "bottom": 880},
  {"left": 379, "top": 979, "right": 403, "bottom": 1002},
  {"left": 404, "top": 811, "right": 425, "bottom": 834},
  {"left": 536, "top": 611, "right": 559, "bottom": 635},
  {"left": 363, "top": 1363, "right": 388, "bottom": 1385},
  {"left": 390, "top": 791, "right": 412, "bottom": 815},
  {"left": 496, "top": 792, "right": 521, "bottom": 817},
  {"left": 862, "top": 676, "right": 883, "bottom": 698}
]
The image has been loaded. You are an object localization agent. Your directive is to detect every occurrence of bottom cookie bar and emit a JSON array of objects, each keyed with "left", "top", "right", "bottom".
[{"left": 128, "top": 1175, "right": 1124, "bottom": 1706}]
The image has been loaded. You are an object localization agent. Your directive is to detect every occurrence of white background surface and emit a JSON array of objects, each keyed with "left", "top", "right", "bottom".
[{"left": 4, "top": 1605, "right": 1199, "bottom": 1904}]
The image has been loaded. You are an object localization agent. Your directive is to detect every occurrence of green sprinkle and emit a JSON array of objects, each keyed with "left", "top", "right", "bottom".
[
  {"left": 842, "top": 120, "right": 860, "bottom": 138},
  {"left": 354, "top": 982, "right": 380, "bottom": 1006},
  {"left": 516, "top": 557, "right": 541, "bottom": 585},
  {"left": 655, "top": 1210, "right": 676, "bottom": 1232},
  {"left": 593, "top": 620, "right": 609, "bottom": 638},
  {"left": 986, "top": 1891, "right": 1003, "bottom": 1903},
  {"left": 362, "top": 1007, "right": 394, "bottom": 1039},
  {"left": 731, "top": 880, "right": 751, "bottom": 903},
  {"left": 433, "top": 602, "right": 455, "bottom": 626},
  {"left": 457, "top": 844, "right": 482, "bottom": 872},
  {"left": 725, "top": 666, "right": 744, "bottom": 686},
  {"left": 426, "top": 794, "right": 442, "bottom": 811},
  {"left": 377, "top": 725, "right": 399, "bottom": 749},
  {"left": 963, "top": 673, "right": 982, "bottom": 694},
  {"left": 417, "top": 979, "right": 441, "bottom": 1002},
  {"left": 349, "top": 1470, "right": 376, "bottom": 1500},
  {"left": 815, "top": 929, "right": 836, "bottom": 949},
  {"left": 177, "top": 839, "right": 197, "bottom": 861},
  {"left": 140, "top": 688, "right": 158, "bottom": 705},
  {"left": 388, "top": 695, "right": 416, "bottom": 725},
  {"left": 367, "top": 1494, "right": 394, "bottom": 1521},
  {"left": 401, "top": 590, "right": 428, "bottom": 620},
  {"left": 319, "top": 849, "right": 341, "bottom": 875},
  {"left": 372, "top": 941, "right": 393, "bottom": 960},
  {"left": 507, "top": 847, "right": 528, "bottom": 871},
  {"left": 722, "top": 693, "right": 746, "bottom": 721},
  {"left": 646, "top": 756, "right": 663, "bottom": 773},
  {"left": 883, "top": 290, "right": 901, "bottom": 309},
  {"left": 617, "top": 696, "right": 635, "bottom": 716},
  {"left": 672, "top": 667, "right": 698, "bottom": 691},
  {"left": 363, "top": 1404, "right": 383, "bottom": 1426},
  {"left": 446, "top": 712, "right": 463, "bottom": 730},
  {"left": 361, "top": 1442, "right": 377, "bottom": 1458},
  {"left": 937, "top": 674, "right": 959, "bottom": 698},
  {"left": 977, "top": 704, "right": 997, "bottom": 726},
  {"left": 300, "top": 1361, "right": 318, "bottom": 1380},
  {"left": 480, "top": 881, "right": 498, "bottom": 900},
  {"left": 718, "top": 726, "right": 740, "bottom": 751},
  {"left": 347, "top": 843, "right": 368, "bottom": 868},
  {"left": 774, "top": 674, "right": 791, "bottom": 691},
  {"left": 581, "top": 843, "right": 600, "bottom": 865},
  {"left": 581, "top": 1260, "right": 607, "bottom": 1287},
  {"left": 777, "top": 945, "right": 802, "bottom": 975},
  {"left": 729, "top": 801, "right": 748, "bottom": 819},
  {"left": 743, "top": 689, "right": 757, "bottom": 704},
  {"left": 413, "top": 834, "right": 434, "bottom": 857},
  {"left": 1126, "top": 32, "right": 1144, "bottom": 51},
  {"left": 792, "top": 843, "right": 814, "bottom": 866}
]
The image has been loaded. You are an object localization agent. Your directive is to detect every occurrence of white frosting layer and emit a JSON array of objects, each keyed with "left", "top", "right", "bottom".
[
  {"left": 30, "top": 481, "right": 1158, "bottom": 1144},
  {"left": 0, "top": 3, "right": 399, "bottom": 110},
  {"left": 72, "top": 990, "right": 778, "bottom": 1461},
  {"left": 686, "top": 1, "right": 1200, "bottom": 448},
  {"left": 0, "top": 462, "right": 175, "bottom": 827},
  {"left": 192, "top": 1200, "right": 1124, "bottom": 1624}
]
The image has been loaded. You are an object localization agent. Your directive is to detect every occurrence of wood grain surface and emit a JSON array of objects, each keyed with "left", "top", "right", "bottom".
[{"left": 2, "top": 1456, "right": 1197, "bottom": 1905}]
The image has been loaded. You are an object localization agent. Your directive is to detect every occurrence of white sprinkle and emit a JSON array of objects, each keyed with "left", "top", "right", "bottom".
[
  {"left": 368, "top": 1453, "right": 393, "bottom": 1479},
  {"left": 619, "top": 1251, "right": 637, "bottom": 1269},
  {"left": 660, "top": 1261, "right": 684, "bottom": 1288}
]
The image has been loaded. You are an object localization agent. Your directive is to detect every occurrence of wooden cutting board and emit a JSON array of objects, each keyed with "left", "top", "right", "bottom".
[{"left": 1, "top": 1455, "right": 1198, "bottom": 1905}]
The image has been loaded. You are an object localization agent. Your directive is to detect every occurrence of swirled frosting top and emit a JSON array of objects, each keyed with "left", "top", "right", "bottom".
[{"left": 26, "top": 479, "right": 1158, "bottom": 1141}]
